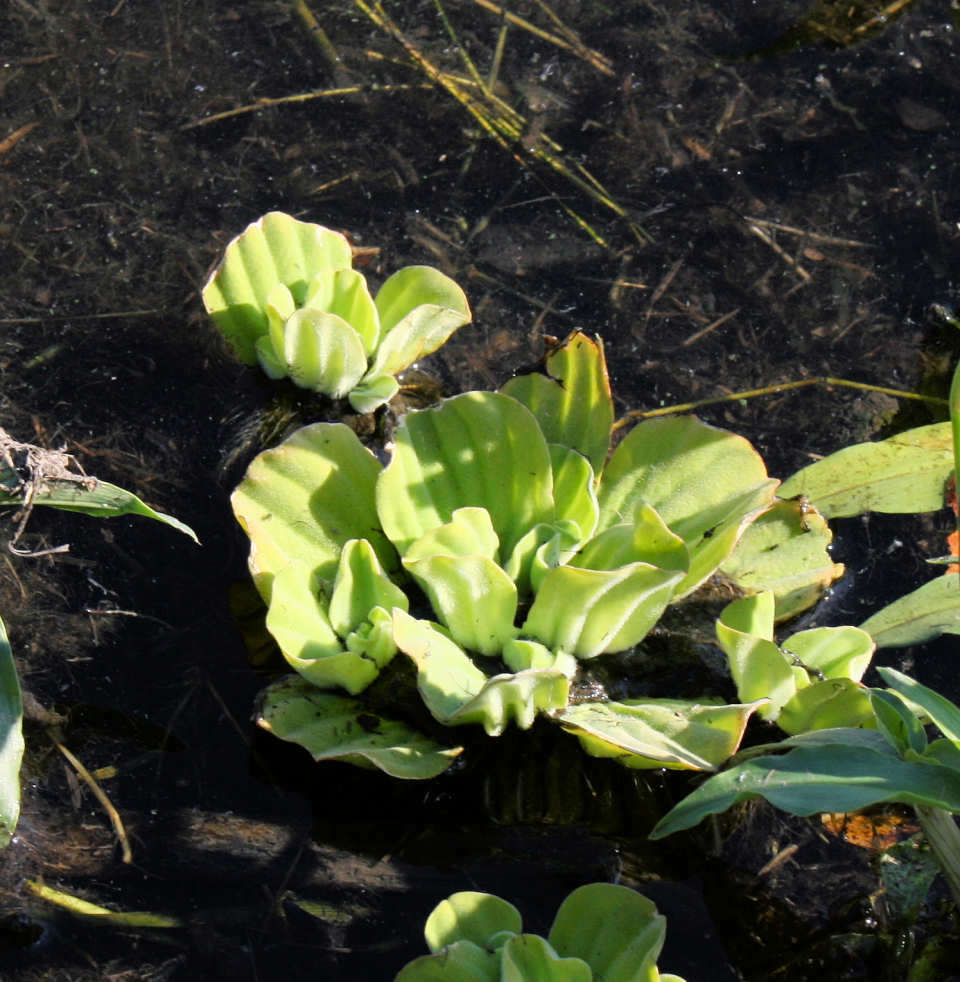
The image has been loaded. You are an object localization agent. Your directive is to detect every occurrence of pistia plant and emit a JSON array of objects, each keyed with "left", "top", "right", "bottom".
[
  {"left": 395, "top": 883, "right": 685, "bottom": 982},
  {"left": 202, "top": 212, "right": 471, "bottom": 413},
  {"left": 233, "top": 332, "right": 836, "bottom": 779}
]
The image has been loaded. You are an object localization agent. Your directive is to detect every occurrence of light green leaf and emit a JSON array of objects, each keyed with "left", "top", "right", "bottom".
[
  {"left": 716, "top": 595, "right": 797, "bottom": 723},
  {"left": 523, "top": 562, "right": 684, "bottom": 658},
  {"left": 348, "top": 373, "right": 401, "bottom": 414},
  {"left": 309, "top": 267, "right": 380, "bottom": 355},
  {"left": 404, "top": 507, "right": 500, "bottom": 564},
  {"left": 376, "top": 392, "right": 555, "bottom": 560},
  {"left": 0, "top": 476, "right": 198, "bottom": 543},
  {"left": 782, "top": 625, "right": 875, "bottom": 682},
  {"left": 650, "top": 743, "right": 960, "bottom": 839},
  {"left": 0, "top": 618, "right": 23, "bottom": 849},
  {"left": 721, "top": 497, "right": 844, "bottom": 620},
  {"left": 256, "top": 675, "right": 462, "bottom": 779},
  {"left": 557, "top": 699, "right": 763, "bottom": 771},
  {"left": 425, "top": 892, "right": 522, "bottom": 951},
  {"left": 507, "top": 521, "right": 580, "bottom": 596},
  {"left": 395, "top": 942, "right": 500, "bottom": 982},
  {"left": 231, "top": 422, "right": 394, "bottom": 601},
  {"left": 778, "top": 421, "right": 954, "bottom": 518},
  {"left": 375, "top": 265, "right": 471, "bottom": 336},
  {"left": 280, "top": 308, "right": 368, "bottom": 396},
  {"left": 549, "top": 883, "right": 665, "bottom": 982},
  {"left": 501, "top": 935, "right": 592, "bottom": 982},
  {"left": 393, "top": 611, "right": 568, "bottom": 734},
  {"left": 266, "top": 563, "right": 385, "bottom": 694},
  {"left": 549, "top": 445, "right": 599, "bottom": 541},
  {"left": 860, "top": 574, "right": 960, "bottom": 647},
  {"left": 329, "top": 538, "right": 409, "bottom": 639},
  {"left": 777, "top": 678, "right": 874, "bottom": 735},
  {"left": 502, "top": 332, "right": 613, "bottom": 472},
  {"left": 202, "top": 212, "right": 354, "bottom": 362},
  {"left": 404, "top": 554, "right": 518, "bottom": 656},
  {"left": 502, "top": 639, "right": 577, "bottom": 676},
  {"left": 570, "top": 503, "right": 688, "bottom": 574},
  {"left": 878, "top": 666, "right": 960, "bottom": 742},
  {"left": 598, "top": 416, "right": 777, "bottom": 596}
]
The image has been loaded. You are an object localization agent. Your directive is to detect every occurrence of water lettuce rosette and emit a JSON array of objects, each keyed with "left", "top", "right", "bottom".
[{"left": 233, "top": 333, "right": 796, "bottom": 778}]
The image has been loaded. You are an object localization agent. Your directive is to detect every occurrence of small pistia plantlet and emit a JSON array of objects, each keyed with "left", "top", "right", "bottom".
[
  {"left": 202, "top": 212, "right": 472, "bottom": 413},
  {"left": 395, "top": 883, "right": 686, "bottom": 982},
  {"left": 232, "top": 330, "right": 838, "bottom": 778}
]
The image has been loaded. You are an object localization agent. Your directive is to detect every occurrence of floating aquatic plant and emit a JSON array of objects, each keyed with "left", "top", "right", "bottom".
[
  {"left": 395, "top": 883, "right": 686, "bottom": 982},
  {"left": 202, "top": 212, "right": 471, "bottom": 413},
  {"left": 233, "top": 332, "right": 836, "bottom": 779}
]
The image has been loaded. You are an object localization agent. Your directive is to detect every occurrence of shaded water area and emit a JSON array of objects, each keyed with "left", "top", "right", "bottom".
[{"left": 2, "top": 1, "right": 960, "bottom": 978}]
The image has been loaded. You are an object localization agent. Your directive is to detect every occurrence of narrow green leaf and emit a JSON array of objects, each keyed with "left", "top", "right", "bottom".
[
  {"left": 860, "top": 574, "right": 960, "bottom": 647},
  {"left": 501, "top": 331, "right": 613, "bottom": 472},
  {"left": 549, "top": 883, "right": 665, "bottom": 982},
  {"left": 650, "top": 744, "right": 960, "bottom": 839},
  {"left": 878, "top": 666, "right": 960, "bottom": 742},
  {"left": 0, "top": 477, "right": 198, "bottom": 543},
  {"left": 256, "top": 675, "right": 462, "bottom": 779},
  {"left": 25, "top": 881, "right": 181, "bottom": 928},
  {"left": 0, "top": 618, "right": 23, "bottom": 849},
  {"left": 315, "top": 267, "right": 380, "bottom": 355},
  {"left": 778, "top": 421, "right": 954, "bottom": 518},
  {"left": 870, "top": 689, "right": 928, "bottom": 756}
]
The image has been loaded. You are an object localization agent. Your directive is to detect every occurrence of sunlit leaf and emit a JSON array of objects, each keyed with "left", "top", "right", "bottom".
[
  {"left": 25, "top": 880, "right": 181, "bottom": 928},
  {"left": 522, "top": 562, "right": 684, "bottom": 658},
  {"left": 202, "top": 212, "right": 354, "bottom": 362},
  {"left": 0, "top": 618, "right": 23, "bottom": 849},
  {"left": 557, "top": 699, "right": 763, "bottom": 771},
  {"left": 502, "top": 331, "right": 613, "bottom": 472},
  {"left": 377, "top": 392, "right": 554, "bottom": 560},
  {"left": 395, "top": 942, "right": 500, "bottom": 982},
  {"left": 425, "top": 892, "right": 522, "bottom": 951},
  {"left": 779, "top": 421, "right": 954, "bottom": 518},
  {"left": 256, "top": 675, "right": 462, "bottom": 779},
  {"left": 329, "top": 538, "right": 409, "bottom": 639},
  {"left": 860, "top": 574, "right": 960, "bottom": 647},
  {"left": 777, "top": 678, "right": 874, "bottom": 734},
  {"left": 549, "top": 883, "right": 666, "bottom": 982},
  {"left": 280, "top": 308, "right": 368, "bottom": 395},
  {"left": 878, "top": 666, "right": 960, "bottom": 742},
  {"left": 501, "top": 935, "right": 591, "bottom": 982},
  {"left": 650, "top": 743, "right": 960, "bottom": 839},
  {"left": 721, "top": 497, "right": 844, "bottom": 619},
  {"left": 232, "top": 422, "right": 394, "bottom": 601}
]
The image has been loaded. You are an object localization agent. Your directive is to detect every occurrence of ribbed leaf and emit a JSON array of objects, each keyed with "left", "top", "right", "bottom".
[
  {"left": 377, "top": 392, "right": 554, "bottom": 560},
  {"left": 395, "top": 942, "right": 500, "bottom": 982},
  {"left": 501, "top": 935, "right": 591, "bottom": 982},
  {"left": 777, "top": 678, "right": 874, "bottom": 734},
  {"left": 328, "top": 538, "right": 409, "bottom": 639},
  {"left": 425, "top": 892, "right": 522, "bottom": 951},
  {"left": 231, "top": 422, "right": 394, "bottom": 601},
  {"left": 721, "top": 497, "right": 844, "bottom": 620},
  {"left": 280, "top": 308, "right": 368, "bottom": 396},
  {"left": 202, "top": 212, "right": 353, "bottom": 362},
  {"left": 557, "top": 699, "right": 762, "bottom": 771},
  {"left": 502, "top": 332, "right": 613, "bottom": 472},
  {"left": 549, "top": 884, "right": 665, "bottom": 982},
  {"left": 522, "top": 562, "right": 684, "bottom": 658},
  {"left": 256, "top": 675, "right": 462, "bottom": 779}
]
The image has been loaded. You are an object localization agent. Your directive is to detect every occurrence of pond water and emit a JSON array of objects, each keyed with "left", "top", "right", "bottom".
[{"left": 1, "top": 1, "right": 959, "bottom": 979}]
